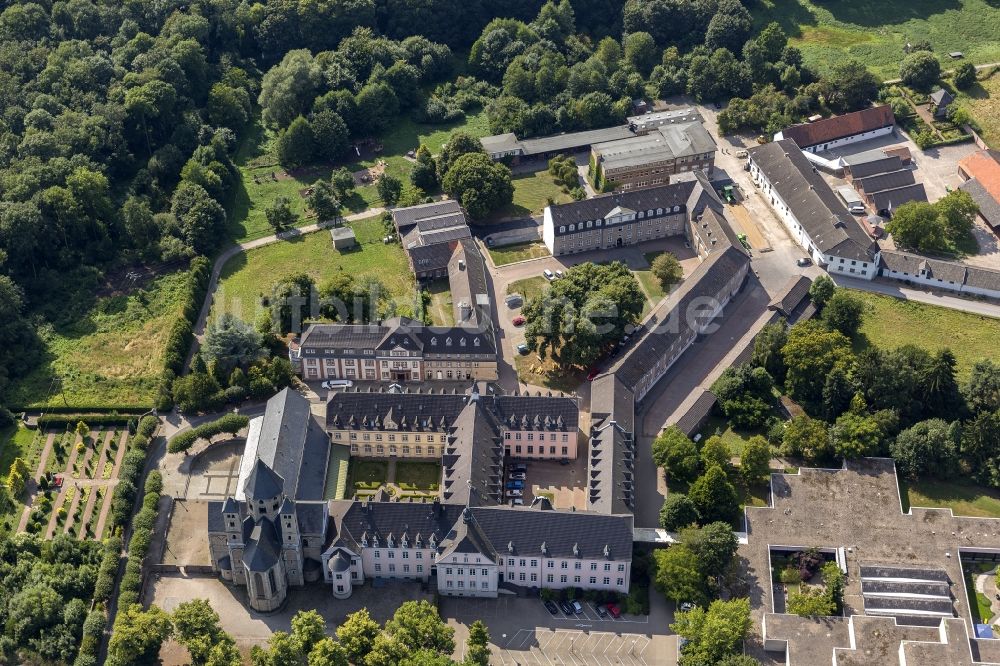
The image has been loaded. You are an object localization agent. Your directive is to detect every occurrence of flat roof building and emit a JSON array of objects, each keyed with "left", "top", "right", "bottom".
[{"left": 590, "top": 122, "right": 716, "bottom": 192}]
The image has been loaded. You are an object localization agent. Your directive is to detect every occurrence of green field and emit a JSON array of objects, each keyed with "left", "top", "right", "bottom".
[
  {"left": 489, "top": 241, "right": 551, "bottom": 266},
  {"left": 852, "top": 291, "right": 1000, "bottom": 379},
  {"left": 635, "top": 252, "right": 670, "bottom": 306},
  {"left": 506, "top": 276, "right": 550, "bottom": 303},
  {"left": 212, "top": 216, "right": 417, "bottom": 324},
  {"left": 347, "top": 459, "right": 389, "bottom": 490},
  {"left": 753, "top": 0, "right": 1000, "bottom": 79},
  {"left": 956, "top": 68, "right": 1000, "bottom": 146},
  {"left": 425, "top": 279, "right": 455, "bottom": 326},
  {"left": 7, "top": 270, "right": 191, "bottom": 408},
  {"left": 493, "top": 169, "right": 572, "bottom": 219},
  {"left": 903, "top": 478, "right": 1000, "bottom": 518},
  {"left": 228, "top": 111, "right": 490, "bottom": 243},
  {"left": 395, "top": 462, "right": 441, "bottom": 490}
]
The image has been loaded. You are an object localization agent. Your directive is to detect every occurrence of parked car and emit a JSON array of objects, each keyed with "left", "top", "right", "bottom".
[
  {"left": 595, "top": 604, "right": 609, "bottom": 618},
  {"left": 512, "top": 315, "right": 526, "bottom": 326},
  {"left": 505, "top": 294, "right": 523, "bottom": 308},
  {"left": 510, "top": 463, "right": 528, "bottom": 473},
  {"left": 559, "top": 601, "right": 575, "bottom": 615},
  {"left": 555, "top": 269, "right": 564, "bottom": 279},
  {"left": 543, "top": 269, "right": 555, "bottom": 280},
  {"left": 516, "top": 343, "right": 530, "bottom": 355},
  {"left": 680, "top": 602, "right": 695, "bottom": 612},
  {"left": 796, "top": 257, "right": 812, "bottom": 267},
  {"left": 509, "top": 472, "right": 526, "bottom": 480},
  {"left": 506, "top": 480, "right": 524, "bottom": 490},
  {"left": 322, "top": 379, "right": 354, "bottom": 389},
  {"left": 735, "top": 150, "right": 748, "bottom": 159},
  {"left": 511, "top": 498, "right": 524, "bottom": 505},
  {"left": 849, "top": 204, "right": 866, "bottom": 215},
  {"left": 571, "top": 600, "right": 584, "bottom": 614},
  {"left": 505, "top": 489, "right": 523, "bottom": 497},
  {"left": 606, "top": 603, "right": 622, "bottom": 618},
  {"left": 545, "top": 600, "right": 560, "bottom": 615}
]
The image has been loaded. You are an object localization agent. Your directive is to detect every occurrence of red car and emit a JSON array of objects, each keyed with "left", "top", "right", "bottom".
[
  {"left": 586, "top": 366, "right": 601, "bottom": 381},
  {"left": 512, "top": 315, "right": 526, "bottom": 326},
  {"left": 605, "top": 603, "right": 621, "bottom": 618}
]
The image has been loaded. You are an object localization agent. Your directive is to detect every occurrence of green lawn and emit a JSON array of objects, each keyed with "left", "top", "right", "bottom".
[
  {"left": 425, "top": 279, "right": 455, "bottom": 326},
  {"left": 489, "top": 241, "right": 551, "bottom": 266},
  {"left": 228, "top": 111, "right": 490, "bottom": 243},
  {"left": 492, "top": 169, "right": 573, "bottom": 219},
  {"left": 211, "top": 215, "right": 416, "bottom": 324},
  {"left": 6, "top": 270, "right": 192, "bottom": 408},
  {"left": 851, "top": 291, "right": 1000, "bottom": 379},
  {"left": 698, "top": 416, "right": 765, "bottom": 459},
  {"left": 964, "top": 566, "right": 996, "bottom": 624},
  {"left": 395, "top": 462, "right": 441, "bottom": 490},
  {"left": 506, "top": 276, "right": 550, "bottom": 303},
  {"left": 324, "top": 444, "right": 351, "bottom": 500},
  {"left": 635, "top": 252, "right": 669, "bottom": 307},
  {"left": 956, "top": 69, "right": 1000, "bottom": 147},
  {"left": 753, "top": 0, "right": 1000, "bottom": 79},
  {"left": 347, "top": 460, "right": 389, "bottom": 490},
  {"left": 902, "top": 478, "right": 1000, "bottom": 518}
]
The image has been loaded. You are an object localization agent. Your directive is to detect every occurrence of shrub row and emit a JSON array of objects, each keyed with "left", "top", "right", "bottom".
[
  {"left": 167, "top": 413, "right": 249, "bottom": 453},
  {"left": 37, "top": 414, "right": 135, "bottom": 427},
  {"left": 109, "top": 446, "right": 150, "bottom": 530},
  {"left": 159, "top": 256, "right": 212, "bottom": 408},
  {"left": 24, "top": 406, "right": 153, "bottom": 415},
  {"left": 93, "top": 535, "right": 124, "bottom": 603},
  {"left": 117, "top": 471, "right": 163, "bottom": 609},
  {"left": 74, "top": 607, "right": 107, "bottom": 666}
]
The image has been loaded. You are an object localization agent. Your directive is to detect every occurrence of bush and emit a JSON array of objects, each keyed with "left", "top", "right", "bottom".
[
  {"left": 145, "top": 471, "right": 163, "bottom": 495},
  {"left": 94, "top": 536, "right": 123, "bottom": 602},
  {"left": 137, "top": 415, "right": 158, "bottom": 439},
  {"left": 168, "top": 413, "right": 249, "bottom": 453},
  {"left": 37, "top": 414, "right": 134, "bottom": 427},
  {"left": 779, "top": 567, "right": 802, "bottom": 584}
]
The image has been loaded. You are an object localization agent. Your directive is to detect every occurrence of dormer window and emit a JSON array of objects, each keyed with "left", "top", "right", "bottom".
[
  {"left": 672, "top": 205, "right": 680, "bottom": 212},
  {"left": 430, "top": 337, "right": 437, "bottom": 346},
  {"left": 473, "top": 338, "right": 480, "bottom": 347},
  {"left": 647, "top": 209, "right": 654, "bottom": 216},
  {"left": 559, "top": 225, "right": 565, "bottom": 233},
  {"left": 459, "top": 338, "right": 466, "bottom": 346},
  {"left": 569, "top": 224, "right": 575, "bottom": 232},
  {"left": 445, "top": 338, "right": 452, "bottom": 346}
]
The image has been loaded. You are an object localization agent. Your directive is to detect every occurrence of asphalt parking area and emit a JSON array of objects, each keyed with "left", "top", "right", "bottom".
[{"left": 493, "top": 629, "right": 655, "bottom": 666}]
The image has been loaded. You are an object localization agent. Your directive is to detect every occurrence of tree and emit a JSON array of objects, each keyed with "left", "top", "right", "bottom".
[
  {"left": 654, "top": 545, "right": 708, "bottom": 606},
  {"left": 661, "top": 493, "right": 700, "bottom": 531},
  {"left": 336, "top": 608, "right": 380, "bottom": 663},
  {"left": 311, "top": 109, "right": 349, "bottom": 160},
  {"left": 900, "top": 51, "right": 941, "bottom": 92},
  {"left": 172, "top": 599, "right": 238, "bottom": 666},
  {"left": 276, "top": 116, "right": 316, "bottom": 168},
  {"left": 308, "top": 180, "right": 341, "bottom": 222},
  {"left": 106, "top": 604, "right": 173, "bottom": 666},
  {"left": 782, "top": 321, "right": 853, "bottom": 408},
  {"left": 741, "top": 436, "right": 771, "bottom": 486},
  {"left": 383, "top": 601, "right": 455, "bottom": 655},
  {"left": 781, "top": 415, "right": 833, "bottom": 463},
  {"left": 751, "top": 321, "right": 788, "bottom": 383},
  {"left": 672, "top": 598, "right": 751, "bottom": 665},
  {"left": 821, "top": 290, "right": 864, "bottom": 338},
  {"left": 251, "top": 630, "right": 302, "bottom": 666},
  {"left": 651, "top": 252, "right": 683, "bottom": 289},
  {"left": 787, "top": 587, "right": 836, "bottom": 616},
  {"left": 437, "top": 132, "right": 486, "bottom": 180},
  {"left": 965, "top": 359, "right": 1000, "bottom": 414},
  {"left": 953, "top": 61, "right": 977, "bottom": 90},
  {"left": 830, "top": 411, "right": 883, "bottom": 459},
  {"left": 890, "top": 418, "right": 960, "bottom": 480},
  {"left": 704, "top": 0, "right": 753, "bottom": 54},
  {"left": 689, "top": 466, "right": 739, "bottom": 526},
  {"left": 355, "top": 82, "right": 400, "bottom": 136},
  {"left": 291, "top": 610, "right": 326, "bottom": 656},
  {"left": 465, "top": 620, "right": 491, "bottom": 666},
  {"left": 711, "top": 364, "right": 775, "bottom": 429},
  {"left": 377, "top": 174, "right": 403, "bottom": 206},
  {"left": 682, "top": 522, "right": 739, "bottom": 579},
  {"left": 652, "top": 426, "right": 700, "bottom": 483},
  {"left": 700, "top": 436, "right": 731, "bottom": 472},
  {"left": 936, "top": 189, "right": 979, "bottom": 240},
  {"left": 824, "top": 60, "right": 880, "bottom": 112},
  {"left": 441, "top": 152, "right": 513, "bottom": 219},
  {"left": 266, "top": 196, "right": 297, "bottom": 232},
  {"left": 259, "top": 49, "right": 322, "bottom": 127},
  {"left": 624, "top": 32, "right": 658, "bottom": 77},
  {"left": 308, "top": 638, "right": 349, "bottom": 666},
  {"left": 203, "top": 314, "right": 266, "bottom": 373},
  {"left": 171, "top": 182, "right": 227, "bottom": 255},
  {"left": 411, "top": 147, "right": 439, "bottom": 191},
  {"left": 809, "top": 275, "right": 835, "bottom": 308}
]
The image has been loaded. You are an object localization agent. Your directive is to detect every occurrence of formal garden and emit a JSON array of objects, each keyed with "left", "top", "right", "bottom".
[{"left": 345, "top": 458, "right": 442, "bottom": 502}]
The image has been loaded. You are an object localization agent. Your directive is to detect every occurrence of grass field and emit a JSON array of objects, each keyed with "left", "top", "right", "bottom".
[
  {"left": 852, "top": 291, "right": 1000, "bottom": 379},
  {"left": 903, "top": 478, "right": 1000, "bottom": 518},
  {"left": 493, "top": 169, "right": 572, "bottom": 219},
  {"left": 636, "top": 252, "right": 669, "bottom": 306},
  {"left": 228, "top": 111, "right": 490, "bottom": 243},
  {"left": 347, "top": 460, "right": 389, "bottom": 490},
  {"left": 489, "top": 241, "right": 550, "bottom": 266},
  {"left": 211, "top": 216, "right": 416, "bottom": 324},
  {"left": 425, "top": 279, "right": 454, "bottom": 326},
  {"left": 7, "top": 270, "right": 192, "bottom": 408},
  {"left": 395, "top": 462, "right": 441, "bottom": 490},
  {"left": 753, "top": 0, "right": 1000, "bottom": 79},
  {"left": 956, "top": 69, "right": 1000, "bottom": 146},
  {"left": 506, "top": 276, "right": 550, "bottom": 303}
]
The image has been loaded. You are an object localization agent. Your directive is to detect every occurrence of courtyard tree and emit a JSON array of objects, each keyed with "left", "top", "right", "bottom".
[
  {"left": 660, "top": 493, "right": 700, "bottom": 531},
  {"left": 336, "top": 608, "right": 381, "bottom": 663},
  {"left": 700, "top": 436, "right": 731, "bottom": 472},
  {"left": 821, "top": 290, "right": 864, "bottom": 338},
  {"left": 890, "top": 418, "right": 960, "bottom": 480},
  {"left": 751, "top": 320, "right": 788, "bottom": 383},
  {"left": 441, "top": 152, "right": 513, "bottom": 220},
  {"left": 465, "top": 620, "right": 491, "bottom": 666},
  {"left": 711, "top": 364, "right": 775, "bottom": 429},
  {"left": 689, "top": 465, "right": 739, "bottom": 526},
  {"left": 808, "top": 275, "right": 835, "bottom": 308},
  {"left": 654, "top": 544, "right": 708, "bottom": 606},
  {"left": 672, "top": 598, "right": 752, "bottom": 666},
  {"left": 651, "top": 252, "right": 683, "bottom": 289},
  {"left": 740, "top": 435, "right": 772, "bottom": 486},
  {"left": 652, "top": 426, "right": 700, "bottom": 483},
  {"left": 308, "top": 638, "right": 350, "bottom": 666},
  {"left": 106, "top": 604, "right": 174, "bottom": 666},
  {"left": 436, "top": 131, "right": 486, "bottom": 180},
  {"left": 172, "top": 599, "right": 239, "bottom": 666},
  {"left": 376, "top": 173, "right": 403, "bottom": 206},
  {"left": 682, "top": 521, "right": 739, "bottom": 579},
  {"left": 782, "top": 321, "right": 853, "bottom": 409}
]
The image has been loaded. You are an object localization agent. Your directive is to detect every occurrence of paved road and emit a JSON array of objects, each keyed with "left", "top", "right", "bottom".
[
  {"left": 185, "top": 209, "right": 385, "bottom": 371},
  {"left": 833, "top": 275, "right": 1000, "bottom": 318}
]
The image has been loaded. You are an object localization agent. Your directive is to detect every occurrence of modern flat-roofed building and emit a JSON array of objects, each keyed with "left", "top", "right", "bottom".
[
  {"left": 590, "top": 122, "right": 716, "bottom": 192},
  {"left": 775, "top": 105, "right": 895, "bottom": 153},
  {"left": 748, "top": 139, "right": 880, "bottom": 279}
]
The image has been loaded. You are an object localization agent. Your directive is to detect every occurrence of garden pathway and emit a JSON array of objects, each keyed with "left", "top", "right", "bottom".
[
  {"left": 44, "top": 433, "right": 83, "bottom": 539},
  {"left": 185, "top": 207, "right": 386, "bottom": 371},
  {"left": 93, "top": 431, "right": 129, "bottom": 540},
  {"left": 16, "top": 432, "right": 56, "bottom": 533},
  {"left": 76, "top": 430, "right": 114, "bottom": 539}
]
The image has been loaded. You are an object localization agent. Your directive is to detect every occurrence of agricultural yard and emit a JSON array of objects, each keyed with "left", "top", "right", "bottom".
[
  {"left": 851, "top": 291, "right": 1000, "bottom": 378},
  {"left": 753, "top": 0, "right": 1000, "bottom": 79},
  {"left": 211, "top": 215, "right": 418, "bottom": 325},
  {"left": 229, "top": 112, "right": 490, "bottom": 244},
  {"left": 6, "top": 270, "right": 192, "bottom": 409},
  {"left": 1, "top": 424, "right": 129, "bottom": 540}
]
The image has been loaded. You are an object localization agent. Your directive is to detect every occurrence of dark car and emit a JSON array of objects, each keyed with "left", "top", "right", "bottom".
[
  {"left": 505, "top": 480, "right": 524, "bottom": 490},
  {"left": 796, "top": 257, "right": 812, "bottom": 267},
  {"left": 559, "top": 600, "right": 575, "bottom": 615},
  {"left": 595, "top": 604, "right": 609, "bottom": 618},
  {"left": 516, "top": 343, "right": 529, "bottom": 355},
  {"left": 544, "top": 600, "right": 559, "bottom": 615}
]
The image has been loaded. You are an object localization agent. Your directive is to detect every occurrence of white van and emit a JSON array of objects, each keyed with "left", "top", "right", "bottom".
[
  {"left": 543, "top": 269, "right": 555, "bottom": 280},
  {"left": 321, "top": 379, "right": 354, "bottom": 389}
]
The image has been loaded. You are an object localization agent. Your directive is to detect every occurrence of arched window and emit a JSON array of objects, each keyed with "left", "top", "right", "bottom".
[{"left": 254, "top": 572, "right": 267, "bottom": 599}]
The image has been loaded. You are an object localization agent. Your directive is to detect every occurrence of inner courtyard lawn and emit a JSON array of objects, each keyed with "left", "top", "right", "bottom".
[
  {"left": 902, "top": 478, "right": 1000, "bottom": 518},
  {"left": 488, "top": 241, "right": 551, "bottom": 266}
]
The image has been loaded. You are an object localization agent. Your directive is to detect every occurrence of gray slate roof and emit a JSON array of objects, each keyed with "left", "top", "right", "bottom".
[
  {"left": 242, "top": 516, "right": 282, "bottom": 572},
  {"left": 327, "top": 499, "right": 464, "bottom": 552},
  {"left": 466, "top": 505, "right": 633, "bottom": 560},
  {"left": 870, "top": 183, "right": 927, "bottom": 212},
  {"left": 587, "top": 374, "right": 636, "bottom": 515},
  {"left": 548, "top": 181, "right": 696, "bottom": 233},
  {"left": 593, "top": 122, "right": 716, "bottom": 171},
  {"left": 748, "top": 140, "right": 879, "bottom": 262},
  {"left": 960, "top": 178, "right": 1000, "bottom": 227},
  {"left": 392, "top": 200, "right": 466, "bottom": 231},
  {"left": 441, "top": 399, "right": 504, "bottom": 506},
  {"left": 251, "top": 388, "right": 330, "bottom": 501},
  {"left": 847, "top": 156, "right": 905, "bottom": 179},
  {"left": 768, "top": 275, "right": 813, "bottom": 317},
  {"left": 853, "top": 169, "right": 916, "bottom": 194},
  {"left": 244, "top": 459, "right": 284, "bottom": 501},
  {"left": 299, "top": 317, "right": 496, "bottom": 357}
]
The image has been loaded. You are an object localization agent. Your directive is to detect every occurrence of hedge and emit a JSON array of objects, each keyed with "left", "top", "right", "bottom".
[
  {"left": 93, "top": 536, "right": 123, "bottom": 603},
  {"left": 37, "top": 414, "right": 135, "bottom": 427},
  {"left": 162, "top": 256, "right": 211, "bottom": 378},
  {"left": 136, "top": 415, "right": 158, "bottom": 439},
  {"left": 74, "top": 609, "right": 107, "bottom": 666},
  {"left": 167, "top": 413, "right": 249, "bottom": 453},
  {"left": 23, "top": 406, "right": 153, "bottom": 415}
]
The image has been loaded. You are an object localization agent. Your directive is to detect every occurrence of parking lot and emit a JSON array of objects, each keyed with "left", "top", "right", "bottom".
[{"left": 442, "top": 595, "right": 676, "bottom": 666}]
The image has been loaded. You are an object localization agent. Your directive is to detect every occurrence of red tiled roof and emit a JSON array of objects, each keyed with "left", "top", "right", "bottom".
[
  {"left": 959, "top": 149, "right": 1000, "bottom": 199},
  {"left": 781, "top": 105, "right": 895, "bottom": 149}
]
